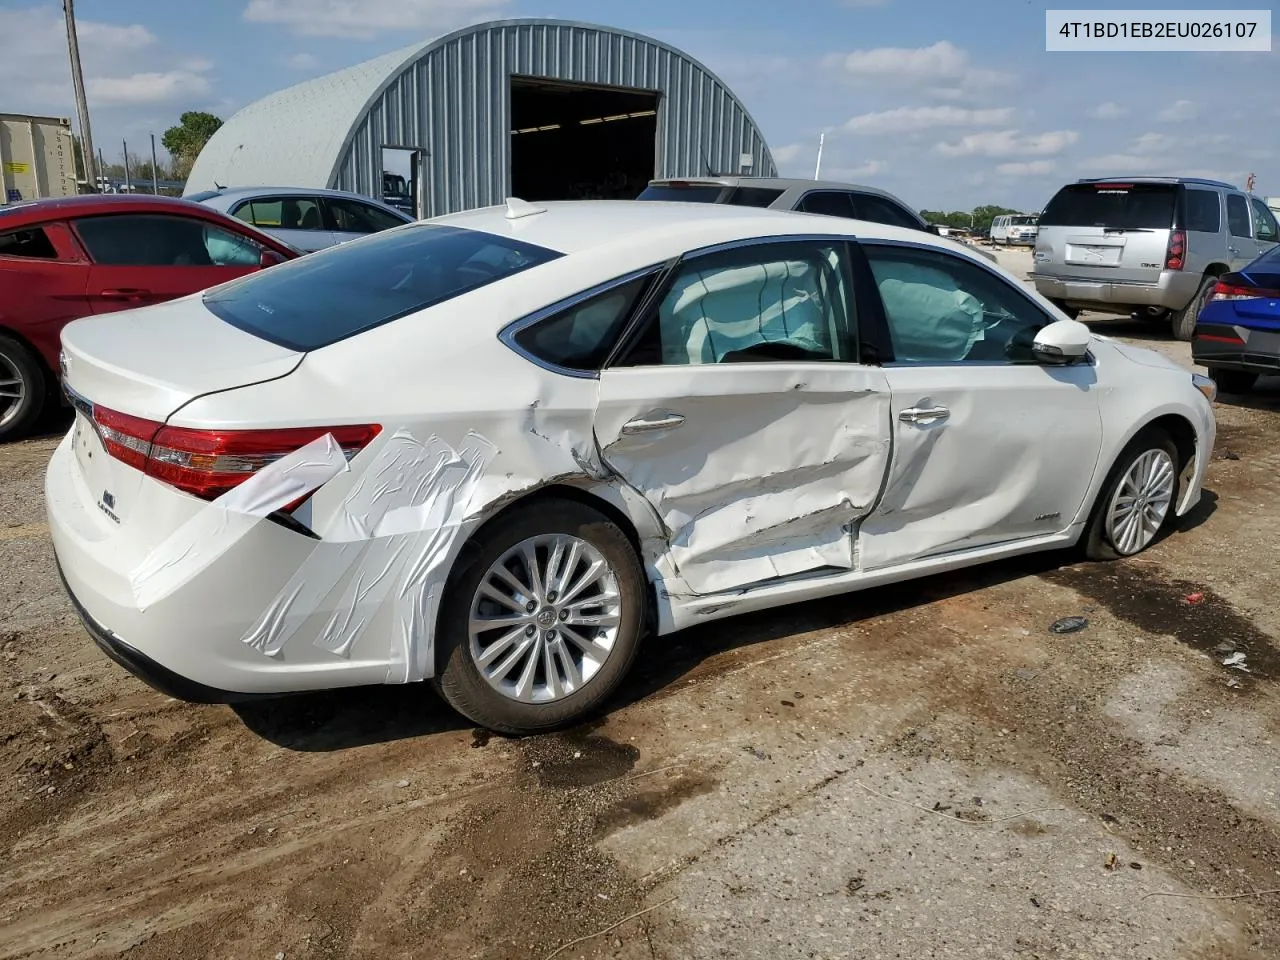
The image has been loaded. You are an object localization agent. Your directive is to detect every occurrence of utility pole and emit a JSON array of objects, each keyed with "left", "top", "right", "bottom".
[
  {"left": 814, "top": 132, "right": 825, "bottom": 180},
  {"left": 63, "top": 0, "right": 97, "bottom": 191},
  {"left": 150, "top": 133, "right": 159, "bottom": 194},
  {"left": 122, "top": 139, "right": 131, "bottom": 192}
]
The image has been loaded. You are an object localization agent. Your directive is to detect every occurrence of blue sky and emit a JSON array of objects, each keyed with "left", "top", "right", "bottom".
[{"left": 1, "top": 0, "right": 1276, "bottom": 210}]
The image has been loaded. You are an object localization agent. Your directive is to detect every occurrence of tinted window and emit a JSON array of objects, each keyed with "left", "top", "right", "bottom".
[
  {"left": 185, "top": 190, "right": 224, "bottom": 203},
  {"left": 1040, "top": 183, "right": 1177, "bottom": 229},
  {"left": 618, "top": 240, "right": 855, "bottom": 366},
  {"left": 1226, "top": 194, "right": 1252, "bottom": 237},
  {"left": 798, "top": 191, "right": 856, "bottom": 218},
  {"left": 511, "top": 273, "right": 654, "bottom": 372},
  {"left": 1250, "top": 198, "right": 1278, "bottom": 243},
  {"left": 203, "top": 224, "right": 562, "bottom": 351},
  {"left": 1184, "top": 189, "right": 1221, "bottom": 233},
  {"left": 235, "top": 197, "right": 324, "bottom": 231},
  {"left": 0, "top": 227, "right": 57, "bottom": 259},
  {"left": 636, "top": 184, "right": 727, "bottom": 203},
  {"left": 724, "top": 187, "right": 784, "bottom": 208},
  {"left": 324, "top": 197, "right": 407, "bottom": 234},
  {"left": 864, "top": 243, "right": 1051, "bottom": 364},
  {"left": 74, "top": 214, "right": 263, "bottom": 267},
  {"left": 852, "top": 194, "right": 924, "bottom": 230}
]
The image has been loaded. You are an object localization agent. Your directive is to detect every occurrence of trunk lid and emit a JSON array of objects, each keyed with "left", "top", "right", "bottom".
[
  {"left": 1035, "top": 182, "right": 1178, "bottom": 284},
  {"left": 60, "top": 294, "right": 303, "bottom": 423}
]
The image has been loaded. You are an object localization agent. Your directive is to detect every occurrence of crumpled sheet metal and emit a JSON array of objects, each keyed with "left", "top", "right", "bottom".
[
  {"left": 128, "top": 433, "right": 350, "bottom": 611},
  {"left": 242, "top": 430, "right": 496, "bottom": 681}
]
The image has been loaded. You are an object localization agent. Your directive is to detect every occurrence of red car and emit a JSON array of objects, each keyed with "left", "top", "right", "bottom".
[{"left": 0, "top": 194, "right": 298, "bottom": 440}]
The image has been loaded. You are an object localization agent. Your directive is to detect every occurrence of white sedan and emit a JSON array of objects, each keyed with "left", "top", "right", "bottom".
[{"left": 47, "top": 199, "right": 1217, "bottom": 734}]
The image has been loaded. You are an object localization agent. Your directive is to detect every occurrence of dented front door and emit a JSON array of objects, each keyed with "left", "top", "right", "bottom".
[{"left": 594, "top": 363, "right": 892, "bottom": 595}]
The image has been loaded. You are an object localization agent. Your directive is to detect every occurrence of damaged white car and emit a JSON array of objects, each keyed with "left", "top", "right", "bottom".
[{"left": 48, "top": 198, "right": 1217, "bottom": 734}]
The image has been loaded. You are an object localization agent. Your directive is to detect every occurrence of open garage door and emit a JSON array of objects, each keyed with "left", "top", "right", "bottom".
[{"left": 510, "top": 76, "right": 659, "bottom": 202}]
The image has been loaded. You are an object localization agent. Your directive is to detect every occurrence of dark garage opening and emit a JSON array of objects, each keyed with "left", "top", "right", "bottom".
[{"left": 510, "top": 76, "right": 660, "bottom": 202}]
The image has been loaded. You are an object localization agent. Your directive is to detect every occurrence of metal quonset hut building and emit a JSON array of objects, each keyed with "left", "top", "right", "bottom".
[{"left": 185, "top": 18, "right": 776, "bottom": 218}]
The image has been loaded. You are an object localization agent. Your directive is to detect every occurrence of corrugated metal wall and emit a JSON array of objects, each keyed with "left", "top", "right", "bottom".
[{"left": 333, "top": 21, "right": 776, "bottom": 217}]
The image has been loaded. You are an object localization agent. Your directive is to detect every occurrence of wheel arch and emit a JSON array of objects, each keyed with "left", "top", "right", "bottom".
[{"left": 0, "top": 324, "right": 56, "bottom": 379}]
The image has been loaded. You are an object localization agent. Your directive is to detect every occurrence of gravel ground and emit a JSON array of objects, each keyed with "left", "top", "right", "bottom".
[{"left": 2, "top": 246, "right": 1278, "bottom": 959}]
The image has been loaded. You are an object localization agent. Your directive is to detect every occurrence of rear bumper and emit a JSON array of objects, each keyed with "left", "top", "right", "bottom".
[
  {"left": 1192, "top": 324, "right": 1280, "bottom": 372},
  {"left": 56, "top": 559, "right": 270, "bottom": 704},
  {"left": 1031, "top": 269, "right": 1200, "bottom": 314}
]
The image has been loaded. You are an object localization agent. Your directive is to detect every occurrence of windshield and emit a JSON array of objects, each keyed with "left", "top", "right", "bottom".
[
  {"left": 383, "top": 174, "right": 409, "bottom": 198},
  {"left": 203, "top": 224, "right": 562, "bottom": 351},
  {"left": 636, "top": 184, "right": 728, "bottom": 203},
  {"left": 1011, "top": 216, "right": 1038, "bottom": 226},
  {"left": 1040, "top": 183, "right": 1177, "bottom": 229}
]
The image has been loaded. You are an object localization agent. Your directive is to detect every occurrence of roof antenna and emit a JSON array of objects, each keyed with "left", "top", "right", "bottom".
[
  {"left": 504, "top": 196, "right": 546, "bottom": 219},
  {"left": 212, "top": 179, "right": 225, "bottom": 190},
  {"left": 814, "top": 132, "right": 825, "bottom": 180}
]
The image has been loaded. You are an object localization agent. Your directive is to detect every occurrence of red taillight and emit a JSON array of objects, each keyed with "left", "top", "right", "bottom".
[
  {"left": 1164, "top": 229, "right": 1186, "bottom": 271},
  {"left": 1209, "top": 281, "right": 1280, "bottom": 302},
  {"left": 91, "top": 406, "right": 381, "bottom": 503}
]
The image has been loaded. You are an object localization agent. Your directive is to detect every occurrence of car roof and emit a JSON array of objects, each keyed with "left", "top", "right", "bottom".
[
  {"left": 193, "top": 185, "right": 412, "bottom": 210},
  {"left": 0, "top": 193, "right": 221, "bottom": 223},
  {"left": 649, "top": 175, "right": 906, "bottom": 200},
  {"left": 429, "top": 198, "right": 955, "bottom": 259},
  {"left": 1071, "top": 176, "right": 1238, "bottom": 189}
]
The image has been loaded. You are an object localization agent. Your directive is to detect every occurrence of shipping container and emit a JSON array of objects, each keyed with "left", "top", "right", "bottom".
[{"left": 1, "top": 113, "right": 78, "bottom": 205}]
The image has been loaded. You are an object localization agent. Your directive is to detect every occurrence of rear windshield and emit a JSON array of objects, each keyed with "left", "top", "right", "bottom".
[
  {"left": 184, "top": 190, "right": 223, "bottom": 203},
  {"left": 203, "top": 224, "right": 562, "bottom": 351},
  {"left": 723, "top": 186, "right": 784, "bottom": 208},
  {"left": 1040, "top": 183, "right": 1177, "bottom": 229},
  {"left": 636, "top": 184, "right": 727, "bottom": 203}
]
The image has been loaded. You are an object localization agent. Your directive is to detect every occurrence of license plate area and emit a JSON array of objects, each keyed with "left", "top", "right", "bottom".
[{"left": 1065, "top": 243, "right": 1123, "bottom": 266}]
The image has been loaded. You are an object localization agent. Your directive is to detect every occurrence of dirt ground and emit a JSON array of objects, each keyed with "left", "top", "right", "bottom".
[{"left": 3, "top": 248, "right": 1279, "bottom": 959}]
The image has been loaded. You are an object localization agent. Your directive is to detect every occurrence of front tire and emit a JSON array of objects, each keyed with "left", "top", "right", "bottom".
[
  {"left": 1171, "top": 274, "right": 1217, "bottom": 342},
  {"left": 434, "top": 499, "right": 647, "bottom": 735},
  {"left": 1208, "top": 367, "right": 1257, "bottom": 395},
  {"left": 0, "top": 334, "right": 47, "bottom": 443},
  {"left": 1082, "top": 429, "right": 1181, "bottom": 561}
]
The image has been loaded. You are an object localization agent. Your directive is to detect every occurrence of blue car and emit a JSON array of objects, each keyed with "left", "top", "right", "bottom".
[{"left": 1192, "top": 244, "right": 1280, "bottom": 395}]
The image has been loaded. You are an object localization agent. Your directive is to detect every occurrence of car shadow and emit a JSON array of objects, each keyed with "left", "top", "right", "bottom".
[
  {"left": 1079, "top": 315, "right": 1173, "bottom": 344},
  {"left": 1215, "top": 377, "right": 1280, "bottom": 412},
  {"left": 1174, "top": 487, "right": 1218, "bottom": 534}
]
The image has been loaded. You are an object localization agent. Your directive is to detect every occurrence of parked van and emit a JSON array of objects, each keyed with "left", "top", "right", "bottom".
[
  {"left": 990, "top": 214, "right": 1039, "bottom": 245},
  {"left": 1031, "top": 177, "right": 1280, "bottom": 340}
]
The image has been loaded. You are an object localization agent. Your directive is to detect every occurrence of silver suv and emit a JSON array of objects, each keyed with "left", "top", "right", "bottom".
[{"left": 1031, "top": 177, "right": 1280, "bottom": 339}]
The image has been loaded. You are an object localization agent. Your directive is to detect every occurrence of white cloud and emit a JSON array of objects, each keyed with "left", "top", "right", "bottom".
[
  {"left": 844, "top": 105, "right": 1015, "bottom": 134},
  {"left": 87, "top": 63, "right": 214, "bottom": 106},
  {"left": 286, "top": 52, "right": 319, "bottom": 70},
  {"left": 771, "top": 142, "right": 806, "bottom": 166},
  {"left": 1158, "top": 99, "right": 1200, "bottom": 122},
  {"left": 828, "top": 160, "right": 887, "bottom": 180},
  {"left": 243, "top": 0, "right": 510, "bottom": 39},
  {"left": 935, "top": 129, "right": 1079, "bottom": 158},
  {"left": 1087, "top": 101, "right": 1129, "bottom": 120},
  {"left": 996, "top": 160, "right": 1056, "bottom": 176},
  {"left": 827, "top": 40, "right": 1014, "bottom": 95}
]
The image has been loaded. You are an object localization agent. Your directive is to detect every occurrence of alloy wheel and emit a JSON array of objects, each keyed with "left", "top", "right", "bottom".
[
  {"left": 0, "top": 353, "right": 26, "bottom": 430},
  {"left": 467, "top": 533, "right": 622, "bottom": 704},
  {"left": 1105, "top": 448, "right": 1176, "bottom": 555}
]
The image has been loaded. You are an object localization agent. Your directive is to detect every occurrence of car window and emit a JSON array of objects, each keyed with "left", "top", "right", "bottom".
[
  {"left": 863, "top": 243, "right": 1051, "bottom": 365},
  {"left": 616, "top": 240, "right": 856, "bottom": 367},
  {"left": 723, "top": 187, "right": 784, "bottom": 208},
  {"left": 1226, "top": 194, "right": 1252, "bottom": 238},
  {"left": 798, "top": 191, "right": 856, "bottom": 218},
  {"left": 852, "top": 193, "right": 923, "bottom": 230},
  {"left": 324, "top": 197, "right": 407, "bottom": 234},
  {"left": 74, "top": 214, "right": 263, "bottom": 267},
  {"left": 1040, "top": 182, "right": 1177, "bottom": 229},
  {"left": 235, "top": 197, "right": 324, "bottom": 231},
  {"left": 203, "top": 224, "right": 562, "bottom": 351},
  {"left": 1184, "top": 189, "right": 1221, "bottom": 233},
  {"left": 1250, "top": 198, "right": 1278, "bottom": 243},
  {"left": 510, "top": 272, "right": 655, "bottom": 373},
  {"left": 0, "top": 226, "right": 58, "bottom": 259}
]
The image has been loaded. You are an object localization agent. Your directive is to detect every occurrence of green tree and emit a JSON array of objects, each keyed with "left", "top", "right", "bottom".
[{"left": 161, "top": 111, "right": 223, "bottom": 178}]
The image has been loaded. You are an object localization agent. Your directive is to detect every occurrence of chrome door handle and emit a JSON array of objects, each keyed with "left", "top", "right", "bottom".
[
  {"left": 619, "top": 413, "right": 686, "bottom": 434},
  {"left": 899, "top": 405, "right": 950, "bottom": 425}
]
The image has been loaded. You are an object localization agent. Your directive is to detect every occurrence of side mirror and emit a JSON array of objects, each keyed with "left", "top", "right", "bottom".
[
  {"left": 1032, "top": 318, "right": 1091, "bottom": 365},
  {"left": 259, "top": 249, "right": 287, "bottom": 268}
]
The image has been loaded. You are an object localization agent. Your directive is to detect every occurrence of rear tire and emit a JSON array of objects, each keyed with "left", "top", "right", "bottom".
[
  {"left": 1082, "top": 428, "right": 1181, "bottom": 561},
  {"left": 1208, "top": 367, "right": 1257, "bottom": 395},
  {"left": 0, "top": 335, "right": 47, "bottom": 443},
  {"left": 1171, "top": 274, "right": 1217, "bottom": 342},
  {"left": 433, "top": 499, "right": 647, "bottom": 736}
]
